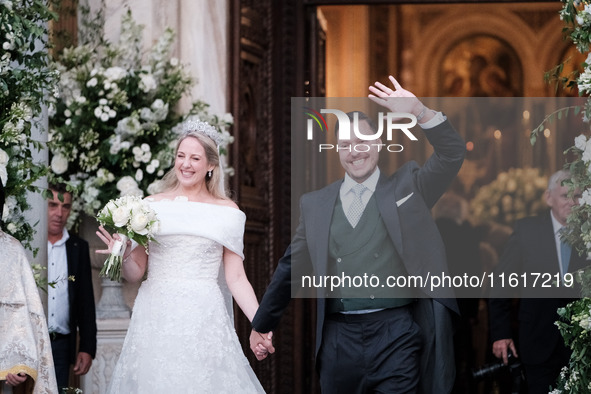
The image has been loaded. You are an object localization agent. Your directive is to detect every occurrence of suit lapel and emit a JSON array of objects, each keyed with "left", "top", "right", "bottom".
[
  {"left": 65, "top": 238, "right": 76, "bottom": 303},
  {"left": 375, "top": 174, "right": 403, "bottom": 255},
  {"left": 312, "top": 182, "right": 340, "bottom": 276}
]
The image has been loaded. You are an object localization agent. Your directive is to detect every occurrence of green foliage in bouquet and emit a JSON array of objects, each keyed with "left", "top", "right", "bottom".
[
  {"left": 48, "top": 5, "right": 233, "bottom": 227},
  {"left": 0, "top": 0, "right": 58, "bottom": 253}
]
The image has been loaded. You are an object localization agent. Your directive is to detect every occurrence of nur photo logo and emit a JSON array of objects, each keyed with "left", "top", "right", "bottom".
[{"left": 304, "top": 108, "right": 419, "bottom": 152}]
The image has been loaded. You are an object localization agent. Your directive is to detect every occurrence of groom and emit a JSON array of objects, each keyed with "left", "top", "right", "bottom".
[{"left": 250, "top": 77, "right": 465, "bottom": 393}]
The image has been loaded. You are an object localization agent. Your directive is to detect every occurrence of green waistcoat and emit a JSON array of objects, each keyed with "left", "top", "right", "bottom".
[{"left": 326, "top": 194, "right": 415, "bottom": 313}]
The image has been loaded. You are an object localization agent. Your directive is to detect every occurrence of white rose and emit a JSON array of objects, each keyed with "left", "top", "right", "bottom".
[
  {"left": 51, "top": 154, "right": 69, "bottom": 175},
  {"left": 140, "top": 107, "right": 153, "bottom": 121},
  {"left": 104, "top": 66, "right": 127, "bottom": 81},
  {"left": 6, "top": 222, "right": 16, "bottom": 233},
  {"left": 105, "top": 200, "right": 117, "bottom": 214},
  {"left": 221, "top": 112, "right": 234, "bottom": 124},
  {"left": 170, "top": 57, "right": 179, "bottom": 66},
  {"left": 100, "top": 113, "right": 110, "bottom": 122},
  {"left": 116, "top": 176, "right": 139, "bottom": 194},
  {"left": 135, "top": 169, "right": 143, "bottom": 182},
  {"left": 147, "top": 180, "right": 164, "bottom": 195},
  {"left": 130, "top": 213, "right": 149, "bottom": 235},
  {"left": 575, "top": 134, "right": 587, "bottom": 151},
  {"left": 86, "top": 77, "right": 98, "bottom": 87},
  {"left": 111, "top": 206, "right": 131, "bottom": 227},
  {"left": 582, "top": 189, "right": 591, "bottom": 206},
  {"left": 151, "top": 99, "right": 164, "bottom": 110},
  {"left": 139, "top": 74, "right": 157, "bottom": 93},
  {"left": 94, "top": 107, "right": 102, "bottom": 118}
]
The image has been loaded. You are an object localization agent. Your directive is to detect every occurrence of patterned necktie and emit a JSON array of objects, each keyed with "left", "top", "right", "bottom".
[
  {"left": 560, "top": 240, "right": 571, "bottom": 274},
  {"left": 347, "top": 183, "right": 366, "bottom": 228}
]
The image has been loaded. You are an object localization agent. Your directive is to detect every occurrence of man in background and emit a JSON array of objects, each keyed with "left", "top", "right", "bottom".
[
  {"left": 47, "top": 183, "right": 97, "bottom": 390},
  {"left": 489, "top": 170, "right": 586, "bottom": 394}
]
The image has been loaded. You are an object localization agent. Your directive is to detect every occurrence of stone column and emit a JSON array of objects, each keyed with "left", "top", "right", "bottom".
[{"left": 27, "top": 107, "right": 49, "bottom": 310}]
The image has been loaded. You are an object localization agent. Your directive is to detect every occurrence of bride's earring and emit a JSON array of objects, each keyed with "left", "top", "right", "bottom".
[{"left": 207, "top": 170, "right": 212, "bottom": 178}]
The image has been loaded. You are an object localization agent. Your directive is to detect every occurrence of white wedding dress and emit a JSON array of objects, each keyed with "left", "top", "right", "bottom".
[{"left": 107, "top": 198, "right": 265, "bottom": 393}]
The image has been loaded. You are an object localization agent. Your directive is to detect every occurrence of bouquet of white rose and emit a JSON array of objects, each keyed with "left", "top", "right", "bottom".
[{"left": 96, "top": 195, "right": 159, "bottom": 281}]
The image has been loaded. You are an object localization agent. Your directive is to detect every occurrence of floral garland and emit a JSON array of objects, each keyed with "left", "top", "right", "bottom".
[
  {"left": 469, "top": 168, "right": 548, "bottom": 227},
  {"left": 0, "top": 0, "right": 57, "bottom": 253},
  {"left": 538, "top": 2, "right": 591, "bottom": 393},
  {"left": 48, "top": 8, "right": 233, "bottom": 227}
]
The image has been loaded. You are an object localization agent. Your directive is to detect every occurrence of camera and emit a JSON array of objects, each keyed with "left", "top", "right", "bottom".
[{"left": 472, "top": 351, "right": 525, "bottom": 394}]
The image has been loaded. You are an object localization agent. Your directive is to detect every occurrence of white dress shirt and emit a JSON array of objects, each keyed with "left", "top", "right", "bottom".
[{"left": 47, "top": 227, "right": 70, "bottom": 334}]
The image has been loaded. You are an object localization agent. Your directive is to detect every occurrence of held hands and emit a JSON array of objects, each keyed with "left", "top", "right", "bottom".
[
  {"left": 492, "top": 338, "right": 518, "bottom": 365},
  {"left": 5, "top": 372, "right": 27, "bottom": 386},
  {"left": 250, "top": 330, "right": 275, "bottom": 361},
  {"left": 368, "top": 76, "right": 432, "bottom": 123},
  {"left": 96, "top": 226, "right": 132, "bottom": 260}
]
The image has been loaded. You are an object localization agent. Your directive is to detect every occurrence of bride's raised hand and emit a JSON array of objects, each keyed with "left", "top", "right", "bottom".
[{"left": 96, "top": 226, "right": 131, "bottom": 259}]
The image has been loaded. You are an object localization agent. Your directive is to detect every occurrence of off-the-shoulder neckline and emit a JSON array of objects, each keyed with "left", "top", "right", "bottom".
[{"left": 145, "top": 196, "right": 242, "bottom": 212}]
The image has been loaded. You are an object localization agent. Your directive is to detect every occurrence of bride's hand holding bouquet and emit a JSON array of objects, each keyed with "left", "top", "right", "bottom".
[{"left": 95, "top": 195, "right": 159, "bottom": 281}]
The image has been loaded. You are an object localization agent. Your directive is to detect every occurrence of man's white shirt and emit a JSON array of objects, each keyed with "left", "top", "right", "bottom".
[{"left": 48, "top": 227, "right": 70, "bottom": 334}]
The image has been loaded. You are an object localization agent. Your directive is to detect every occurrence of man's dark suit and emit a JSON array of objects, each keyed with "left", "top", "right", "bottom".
[
  {"left": 64, "top": 234, "right": 97, "bottom": 367},
  {"left": 489, "top": 213, "right": 587, "bottom": 393},
  {"left": 252, "top": 120, "right": 465, "bottom": 393}
]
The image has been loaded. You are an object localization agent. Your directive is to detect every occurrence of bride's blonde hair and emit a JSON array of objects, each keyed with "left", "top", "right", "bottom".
[{"left": 160, "top": 131, "right": 228, "bottom": 200}]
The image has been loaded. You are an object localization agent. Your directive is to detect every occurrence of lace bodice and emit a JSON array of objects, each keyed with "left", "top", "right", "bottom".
[{"left": 148, "top": 235, "right": 223, "bottom": 282}]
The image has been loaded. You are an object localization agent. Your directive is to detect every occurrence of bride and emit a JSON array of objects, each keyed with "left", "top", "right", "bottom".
[{"left": 97, "top": 120, "right": 269, "bottom": 393}]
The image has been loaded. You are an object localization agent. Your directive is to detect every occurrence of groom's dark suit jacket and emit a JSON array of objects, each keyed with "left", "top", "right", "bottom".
[
  {"left": 252, "top": 120, "right": 465, "bottom": 392},
  {"left": 489, "top": 213, "right": 588, "bottom": 366},
  {"left": 65, "top": 234, "right": 97, "bottom": 363}
]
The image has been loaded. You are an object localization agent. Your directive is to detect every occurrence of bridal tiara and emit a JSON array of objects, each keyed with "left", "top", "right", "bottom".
[{"left": 182, "top": 119, "right": 223, "bottom": 147}]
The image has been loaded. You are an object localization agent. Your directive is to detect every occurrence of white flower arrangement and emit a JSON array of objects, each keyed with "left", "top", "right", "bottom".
[
  {"left": 96, "top": 195, "right": 159, "bottom": 282},
  {"left": 470, "top": 168, "right": 548, "bottom": 226},
  {"left": 48, "top": 7, "right": 233, "bottom": 225},
  {"left": 535, "top": 2, "right": 591, "bottom": 392},
  {"left": 0, "top": 0, "right": 57, "bottom": 252}
]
